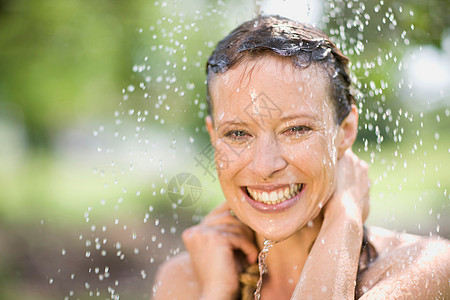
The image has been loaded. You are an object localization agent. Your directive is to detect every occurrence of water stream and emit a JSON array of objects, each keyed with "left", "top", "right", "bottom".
[{"left": 254, "top": 239, "right": 278, "bottom": 300}]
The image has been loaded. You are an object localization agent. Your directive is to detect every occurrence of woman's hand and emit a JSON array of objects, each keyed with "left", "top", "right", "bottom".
[
  {"left": 324, "top": 149, "right": 370, "bottom": 224},
  {"left": 291, "top": 150, "right": 370, "bottom": 299},
  {"left": 182, "top": 202, "right": 259, "bottom": 300}
]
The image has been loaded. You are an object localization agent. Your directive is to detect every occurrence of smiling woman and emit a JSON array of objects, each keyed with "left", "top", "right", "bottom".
[
  {"left": 207, "top": 58, "right": 349, "bottom": 242},
  {"left": 153, "top": 15, "right": 449, "bottom": 299}
]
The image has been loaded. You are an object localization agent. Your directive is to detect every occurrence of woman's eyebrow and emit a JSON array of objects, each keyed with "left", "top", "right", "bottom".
[
  {"left": 216, "top": 120, "right": 250, "bottom": 130},
  {"left": 279, "top": 113, "right": 317, "bottom": 122},
  {"left": 215, "top": 113, "right": 318, "bottom": 130}
]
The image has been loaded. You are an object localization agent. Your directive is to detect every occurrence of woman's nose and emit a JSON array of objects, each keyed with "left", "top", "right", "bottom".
[{"left": 247, "top": 134, "right": 288, "bottom": 179}]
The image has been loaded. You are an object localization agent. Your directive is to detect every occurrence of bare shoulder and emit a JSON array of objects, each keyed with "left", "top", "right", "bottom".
[
  {"left": 152, "top": 251, "right": 200, "bottom": 299},
  {"left": 357, "top": 226, "right": 450, "bottom": 299}
]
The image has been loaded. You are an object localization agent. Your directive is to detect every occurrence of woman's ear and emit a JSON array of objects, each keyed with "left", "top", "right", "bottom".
[
  {"left": 205, "top": 115, "right": 215, "bottom": 145},
  {"left": 337, "top": 104, "right": 358, "bottom": 158}
]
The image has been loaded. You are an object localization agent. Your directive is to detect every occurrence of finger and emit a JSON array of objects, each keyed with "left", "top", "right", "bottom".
[
  {"left": 204, "top": 216, "right": 255, "bottom": 242},
  {"left": 182, "top": 225, "right": 257, "bottom": 265},
  {"left": 212, "top": 223, "right": 255, "bottom": 241},
  {"left": 183, "top": 223, "right": 253, "bottom": 248},
  {"left": 203, "top": 205, "right": 243, "bottom": 225},
  {"left": 203, "top": 211, "right": 243, "bottom": 226},
  {"left": 221, "top": 232, "right": 259, "bottom": 265},
  {"left": 201, "top": 207, "right": 255, "bottom": 240}
]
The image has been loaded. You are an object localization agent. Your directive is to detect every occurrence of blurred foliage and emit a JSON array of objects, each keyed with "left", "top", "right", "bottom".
[
  {"left": 1, "top": 0, "right": 448, "bottom": 149},
  {"left": 0, "top": 0, "right": 154, "bottom": 147},
  {"left": 400, "top": 0, "right": 450, "bottom": 48}
]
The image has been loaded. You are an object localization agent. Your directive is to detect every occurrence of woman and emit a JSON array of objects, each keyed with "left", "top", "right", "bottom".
[{"left": 154, "top": 15, "right": 449, "bottom": 299}]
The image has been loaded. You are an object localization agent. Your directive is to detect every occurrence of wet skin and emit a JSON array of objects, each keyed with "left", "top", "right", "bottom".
[
  {"left": 153, "top": 55, "right": 450, "bottom": 299},
  {"left": 207, "top": 55, "right": 343, "bottom": 242}
]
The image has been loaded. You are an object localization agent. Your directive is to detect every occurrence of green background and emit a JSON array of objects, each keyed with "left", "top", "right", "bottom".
[{"left": 0, "top": 0, "right": 448, "bottom": 299}]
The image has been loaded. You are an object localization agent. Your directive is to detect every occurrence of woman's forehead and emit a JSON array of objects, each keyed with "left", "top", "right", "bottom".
[
  {"left": 211, "top": 56, "right": 329, "bottom": 93},
  {"left": 209, "top": 55, "right": 332, "bottom": 109},
  {"left": 208, "top": 55, "right": 336, "bottom": 127}
]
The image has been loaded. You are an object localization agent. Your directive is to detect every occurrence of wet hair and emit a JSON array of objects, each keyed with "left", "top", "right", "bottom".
[{"left": 206, "top": 15, "right": 355, "bottom": 124}]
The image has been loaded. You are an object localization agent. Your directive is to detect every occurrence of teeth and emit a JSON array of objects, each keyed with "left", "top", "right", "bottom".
[
  {"left": 247, "top": 184, "right": 303, "bottom": 205},
  {"left": 269, "top": 191, "right": 277, "bottom": 201},
  {"left": 278, "top": 190, "right": 283, "bottom": 199}
]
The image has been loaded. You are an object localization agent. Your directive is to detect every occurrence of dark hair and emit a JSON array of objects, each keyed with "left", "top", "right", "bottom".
[{"left": 206, "top": 15, "right": 354, "bottom": 124}]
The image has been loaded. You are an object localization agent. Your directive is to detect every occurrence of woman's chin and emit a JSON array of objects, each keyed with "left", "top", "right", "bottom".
[{"left": 252, "top": 226, "right": 298, "bottom": 243}]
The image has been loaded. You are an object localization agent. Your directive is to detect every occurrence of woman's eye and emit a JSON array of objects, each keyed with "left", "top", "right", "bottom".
[
  {"left": 284, "top": 126, "right": 311, "bottom": 136},
  {"left": 225, "top": 130, "right": 250, "bottom": 141}
]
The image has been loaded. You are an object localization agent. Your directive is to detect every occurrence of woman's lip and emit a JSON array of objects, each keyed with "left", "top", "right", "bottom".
[
  {"left": 245, "top": 184, "right": 292, "bottom": 191},
  {"left": 241, "top": 185, "right": 305, "bottom": 213}
]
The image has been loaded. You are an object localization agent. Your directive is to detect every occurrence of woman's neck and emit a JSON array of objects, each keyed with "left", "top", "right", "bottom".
[{"left": 254, "top": 213, "right": 324, "bottom": 296}]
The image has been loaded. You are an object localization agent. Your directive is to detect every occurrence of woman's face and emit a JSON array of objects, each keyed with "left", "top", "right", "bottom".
[{"left": 207, "top": 56, "right": 350, "bottom": 241}]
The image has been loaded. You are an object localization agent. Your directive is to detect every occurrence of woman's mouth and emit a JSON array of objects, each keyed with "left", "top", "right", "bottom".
[{"left": 245, "top": 183, "right": 303, "bottom": 205}]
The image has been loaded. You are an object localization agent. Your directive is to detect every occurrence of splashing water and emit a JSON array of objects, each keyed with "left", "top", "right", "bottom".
[
  {"left": 254, "top": 239, "right": 278, "bottom": 300},
  {"left": 43, "top": 0, "right": 449, "bottom": 299}
]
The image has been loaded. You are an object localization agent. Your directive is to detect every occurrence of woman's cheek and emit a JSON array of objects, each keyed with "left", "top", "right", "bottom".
[
  {"left": 286, "top": 140, "right": 322, "bottom": 174},
  {"left": 214, "top": 141, "right": 250, "bottom": 177}
]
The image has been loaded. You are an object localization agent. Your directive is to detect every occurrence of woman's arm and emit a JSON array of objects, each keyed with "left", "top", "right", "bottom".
[
  {"left": 291, "top": 151, "right": 450, "bottom": 299},
  {"left": 153, "top": 251, "right": 200, "bottom": 299},
  {"left": 291, "top": 150, "right": 369, "bottom": 299},
  {"left": 358, "top": 231, "right": 450, "bottom": 299},
  {"left": 153, "top": 202, "right": 258, "bottom": 300}
]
